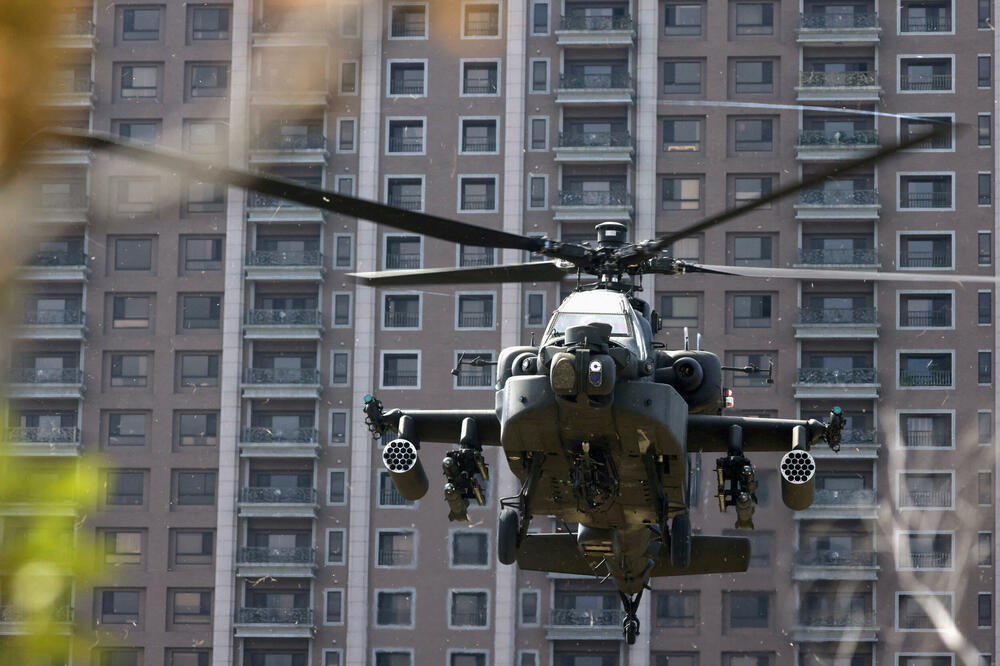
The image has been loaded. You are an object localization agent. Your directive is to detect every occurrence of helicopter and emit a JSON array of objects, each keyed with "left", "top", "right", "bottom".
[{"left": 28, "top": 123, "right": 988, "bottom": 645}]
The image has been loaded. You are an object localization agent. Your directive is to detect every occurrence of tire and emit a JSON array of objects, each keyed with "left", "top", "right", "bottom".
[
  {"left": 497, "top": 507, "right": 519, "bottom": 565},
  {"left": 624, "top": 619, "right": 638, "bottom": 645},
  {"left": 670, "top": 513, "right": 692, "bottom": 569}
]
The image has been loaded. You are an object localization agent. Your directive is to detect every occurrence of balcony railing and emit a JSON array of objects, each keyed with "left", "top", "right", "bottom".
[
  {"left": 797, "top": 248, "right": 878, "bottom": 265},
  {"left": 559, "top": 14, "right": 634, "bottom": 31},
  {"left": 451, "top": 609, "right": 489, "bottom": 626},
  {"left": 800, "top": 12, "right": 877, "bottom": 28},
  {"left": 794, "top": 550, "right": 877, "bottom": 567},
  {"left": 386, "top": 194, "right": 423, "bottom": 211},
  {"left": 240, "top": 487, "right": 317, "bottom": 504},
  {"left": 241, "top": 426, "right": 318, "bottom": 443},
  {"left": 799, "top": 71, "right": 877, "bottom": 87},
  {"left": 901, "top": 16, "right": 951, "bottom": 32},
  {"left": 377, "top": 548, "right": 414, "bottom": 566},
  {"left": 388, "top": 136, "right": 424, "bottom": 153},
  {"left": 0, "top": 605, "right": 73, "bottom": 623},
  {"left": 252, "top": 75, "right": 326, "bottom": 94},
  {"left": 900, "top": 192, "right": 951, "bottom": 208},
  {"left": 38, "top": 192, "right": 88, "bottom": 210},
  {"left": 244, "top": 368, "right": 320, "bottom": 384},
  {"left": 559, "top": 72, "right": 633, "bottom": 89},
  {"left": 898, "top": 369, "right": 951, "bottom": 387},
  {"left": 385, "top": 253, "right": 421, "bottom": 270},
  {"left": 6, "top": 426, "right": 79, "bottom": 444},
  {"left": 26, "top": 251, "right": 88, "bottom": 268},
  {"left": 389, "top": 79, "right": 425, "bottom": 95},
  {"left": 50, "top": 78, "right": 93, "bottom": 95},
  {"left": 248, "top": 192, "right": 313, "bottom": 208},
  {"left": 901, "top": 490, "right": 951, "bottom": 507},
  {"left": 237, "top": 607, "right": 313, "bottom": 624},
  {"left": 901, "top": 614, "right": 936, "bottom": 629},
  {"left": 842, "top": 429, "right": 877, "bottom": 445},
  {"left": 246, "top": 309, "right": 322, "bottom": 326},
  {"left": 383, "top": 371, "right": 419, "bottom": 387},
  {"left": 254, "top": 11, "right": 327, "bottom": 33},
  {"left": 900, "top": 74, "right": 952, "bottom": 91},
  {"left": 465, "top": 19, "right": 499, "bottom": 35},
  {"left": 456, "top": 372, "right": 493, "bottom": 387},
  {"left": 796, "top": 368, "right": 876, "bottom": 384},
  {"left": 8, "top": 368, "right": 82, "bottom": 384},
  {"left": 462, "top": 136, "right": 497, "bottom": 152},
  {"left": 798, "top": 130, "right": 878, "bottom": 146},
  {"left": 458, "top": 312, "right": 493, "bottom": 328},
  {"left": 22, "top": 310, "right": 84, "bottom": 325},
  {"left": 558, "top": 131, "right": 633, "bottom": 148},
  {"left": 253, "top": 132, "right": 326, "bottom": 151},
  {"left": 797, "top": 307, "right": 876, "bottom": 325},
  {"left": 461, "top": 196, "right": 496, "bottom": 211},
  {"left": 460, "top": 253, "right": 494, "bottom": 267},
  {"left": 237, "top": 546, "right": 315, "bottom": 564},
  {"left": 390, "top": 20, "right": 425, "bottom": 37},
  {"left": 899, "top": 252, "right": 950, "bottom": 268},
  {"left": 463, "top": 79, "right": 498, "bottom": 95},
  {"left": 550, "top": 608, "right": 625, "bottom": 626},
  {"left": 799, "top": 611, "right": 876, "bottom": 627},
  {"left": 380, "top": 486, "right": 413, "bottom": 506},
  {"left": 907, "top": 551, "right": 950, "bottom": 568},
  {"left": 901, "top": 310, "right": 949, "bottom": 327},
  {"left": 246, "top": 250, "right": 323, "bottom": 267},
  {"left": 813, "top": 488, "right": 876, "bottom": 506},
  {"left": 903, "top": 429, "right": 949, "bottom": 447},
  {"left": 798, "top": 189, "right": 878, "bottom": 205},
  {"left": 384, "top": 311, "right": 420, "bottom": 327},
  {"left": 558, "top": 191, "right": 631, "bottom": 207}
]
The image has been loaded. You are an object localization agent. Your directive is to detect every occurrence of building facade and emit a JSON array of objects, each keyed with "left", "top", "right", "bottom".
[{"left": 8, "top": 0, "right": 999, "bottom": 665}]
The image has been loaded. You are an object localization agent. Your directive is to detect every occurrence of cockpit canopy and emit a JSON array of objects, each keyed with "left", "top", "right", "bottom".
[{"left": 543, "top": 291, "right": 649, "bottom": 359}]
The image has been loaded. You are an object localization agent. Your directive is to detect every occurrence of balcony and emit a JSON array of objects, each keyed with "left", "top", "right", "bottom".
[
  {"left": 796, "top": 130, "right": 879, "bottom": 161},
  {"left": 795, "top": 71, "right": 881, "bottom": 101},
  {"left": 793, "top": 551, "right": 879, "bottom": 581},
  {"left": 7, "top": 368, "right": 85, "bottom": 399},
  {"left": 244, "top": 309, "right": 323, "bottom": 340},
  {"left": 899, "top": 192, "right": 951, "bottom": 210},
  {"left": 545, "top": 608, "right": 625, "bottom": 641},
  {"left": 250, "top": 132, "right": 328, "bottom": 165},
  {"left": 794, "top": 307, "right": 878, "bottom": 339},
  {"left": 556, "top": 72, "right": 634, "bottom": 105},
  {"left": 0, "top": 605, "right": 74, "bottom": 635},
  {"left": 50, "top": 12, "right": 95, "bottom": 50},
  {"left": 45, "top": 78, "right": 95, "bottom": 109},
  {"left": 239, "top": 426, "right": 320, "bottom": 458},
  {"left": 794, "top": 189, "right": 880, "bottom": 220},
  {"left": 898, "top": 369, "right": 951, "bottom": 388},
  {"left": 813, "top": 429, "right": 880, "bottom": 459},
  {"left": 555, "top": 14, "right": 635, "bottom": 45},
  {"left": 238, "top": 487, "right": 318, "bottom": 518},
  {"left": 19, "top": 251, "right": 89, "bottom": 282},
  {"left": 250, "top": 76, "right": 331, "bottom": 107},
  {"left": 793, "top": 367, "right": 879, "bottom": 400},
  {"left": 794, "top": 611, "right": 878, "bottom": 642},
  {"left": 795, "top": 248, "right": 878, "bottom": 269},
  {"left": 899, "top": 74, "right": 952, "bottom": 92},
  {"left": 16, "top": 309, "right": 86, "bottom": 340},
  {"left": 30, "top": 193, "right": 90, "bottom": 224},
  {"left": 458, "top": 312, "right": 494, "bottom": 329},
  {"left": 236, "top": 546, "right": 316, "bottom": 579},
  {"left": 234, "top": 607, "right": 315, "bottom": 638},
  {"left": 244, "top": 250, "right": 324, "bottom": 282},
  {"left": 241, "top": 367, "right": 321, "bottom": 399},
  {"left": 553, "top": 190, "right": 632, "bottom": 221},
  {"left": 247, "top": 192, "right": 325, "bottom": 223},
  {"left": 797, "top": 12, "right": 880, "bottom": 43},
  {"left": 900, "top": 310, "right": 949, "bottom": 327},
  {"left": 901, "top": 489, "right": 951, "bottom": 509},
  {"left": 252, "top": 11, "right": 331, "bottom": 47},
  {"left": 5, "top": 427, "right": 80, "bottom": 457},
  {"left": 798, "top": 488, "right": 878, "bottom": 520},
  {"left": 555, "top": 131, "right": 634, "bottom": 163}
]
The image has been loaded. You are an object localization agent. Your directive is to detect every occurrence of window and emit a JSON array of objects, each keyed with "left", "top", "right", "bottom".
[
  {"left": 727, "top": 592, "right": 769, "bottom": 629},
  {"left": 462, "top": 61, "right": 499, "bottom": 95},
  {"left": 528, "top": 175, "right": 547, "bottom": 208},
  {"left": 900, "top": 233, "right": 952, "bottom": 268},
  {"left": 457, "top": 294, "right": 495, "bottom": 328},
  {"left": 177, "top": 471, "right": 216, "bottom": 506},
  {"left": 185, "top": 120, "right": 227, "bottom": 153},
  {"left": 386, "top": 178, "right": 423, "bottom": 212},
  {"left": 187, "top": 181, "right": 224, "bottom": 213},
  {"left": 900, "top": 412, "right": 952, "bottom": 447},
  {"left": 900, "top": 57, "right": 953, "bottom": 91},
  {"left": 735, "top": 176, "right": 773, "bottom": 207},
  {"left": 662, "top": 177, "right": 701, "bottom": 210},
  {"left": 180, "top": 354, "right": 219, "bottom": 387},
  {"left": 379, "top": 470, "right": 416, "bottom": 507},
  {"left": 734, "top": 118, "right": 772, "bottom": 151},
  {"left": 173, "top": 530, "right": 213, "bottom": 565},
  {"left": 450, "top": 590, "right": 489, "bottom": 627},
  {"left": 112, "top": 295, "right": 150, "bottom": 329},
  {"left": 899, "top": 293, "right": 951, "bottom": 328},
  {"left": 454, "top": 351, "right": 495, "bottom": 388},
  {"left": 981, "top": 56, "right": 992, "bottom": 88},
  {"left": 464, "top": 3, "right": 499, "bottom": 36},
  {"left": 981, "top": 351, "right": 993, "bottom": 384},
  {"left": 980, "top": 532, "right": 993, "bottom": 565},
  {"left": 900, "top": 472, "right": 952, "bottom": 508},
  {"left": 179, "top": 413, "right": 218, "bottom": 447},
  {"left": 530, "top": 59, "right": 548, "bottom": 92},
  {"left": 529, "top": 117, "right": 548, "bottom": 151},
  {"left": 109, "top": 413, "right": 146, "bottom": 446},
  {"left": 900, "top": 116, "right": 952, "bottom": 150},
  {"left": 171, "top": 651, "right": 210, "bottom": 666},
  {"left": 460, "top": 177, "right": 497, "bottom": 212},
  {"left": 666, "top": 236, "right": 702, "bottom": 261},
  {"left": 325, "top": 590, "right": 344, "bottom": 624},
  {"left": 387, "top": 118, "right": 425, "bottom": 154},
  {"left": 390, "top": 4, "right": 427, "bottom": 38},
  {"left": 182, "top": 295, "right": 221, "bottom": 329},
  {"left": 376, "top": 590, "right": 414, "bottom": 626},
  {"left": 388, "top": 61, "right": 426, "bottom": 96},
  {"left": 189, "top": 63, "right": 228, "bottom": 98},
  {"left": 122, "top": 7, "right": 160, "bottom": 40},
  {"left": 724, "top": 655, "right": 772, "bottom": 666},
  {"left": 656, "top": 591, "right": 699, "bottom": 627},
  {"left": 459, "top": 245, "right": 495, "bottom": 267},
  {"left": 120, "top": 64, "right": 158, "bottom": 99},
  {"left": 745, "top": 532, "right": 772, "bottom": 567},
  {"left": 981, "top": 173, "right": 993, "bottom": 205},
  {"left": 898, "top": 592, "right": 952, "bottom": 630},
  {"left": 734, "top": 60, "right": 773, "bottom": 93},
  {"left": 184, "top": 237, "right": 223, "bottom": 271},
  {"left": 981, "top": 0, "right": 992, "bottom": 27},
  {"left": 115, "top": 179, "right": 157, "bottom": 215},
  {"left": 735, "top": 2, "right": 773, "bottom": 34},
  {"left": 191, "top": 5, "right": 229, "bottom": 39},
  {"left": 980, "top": 114, "right": 992, "bottom": 146},
  {"left": 328, "top": 469, "right": 347, "bottom": 505},
  {"left": 172, "top": 590, "right": 211, "bottom": 624},
  {"left": 341, "top": 3, "right": 360, "bottom": 36},
  {"left": 733, "top": 294, "right": 772, "bottom": 327},
  {"left": 340, "top": 61, "right": 358, "bottom": 94},
  {"left": 520, "top": 590, "right": 539, "bottom": 625},
  {"left": 451, "top": 654, "right": 486, "bottom": 666},
  {"left": 732, "top": 236, "right": 773, "bottom": 266},
  {"left": 336, "top": 176, "right": 355, "bottom": 196},
  {"left": 900, "top": 0, "right": 953, "bottom": 31},
  {"left": 532, "top": 1, "right": 549, "bottom": 33},
  {"left": 384, "top": 294, "right": 421, "bottom": 328},
  {"left": 111, "top": 354, "right": 149, "bottom": 387},
  {"left": 378, "top": 530, "right": 415, "bottom": 566},
  {"left": 661, "top": 294, "right": 699, "bottom": 328},
  {"left": 333, "top": 293, "right": 352, "bottom": 327},
  {"left": 899, "top": 532, "right": 953, "bottom": 569},
  {"left": 104, "top": 531, "right": 142, "bottom": 565},
  {"left": 526, "top": 292, "right": 546, "bottom": 326},
  {"left": 979, "top": 593, "right": 993, "bottom": 627},
  {"left": 461, "top": 118, "right": 498, "bottom": 153},
  {"left": 330, "top": 351, "right": 350, "bottom": 386},
  {"left": 899, "top": 352, "right": 953, "bottom": 387},
  {"left": 981, "top": 471, "right": 994, "bottom": 505},
  {"left": 327, "top": 529, "right": 345, "bottom": 564},
  {"left": 665, "top": 4, "right": 702, "bottom": 35},
  {"left": 334, "top": 234, "right": 353, "bottom": 269},
  {"left": 337, "top": 118, "right": 357, "bottom": 152},
  {"left": 117, "top": 120, "right": 158, "bottom": 145},
  {"left": 106, "top": 471, "right": 144, "bottom": 505},
  {"left": 452, "top": 531, "right": 488, "bottom": 566},
  {"left": 375, "top": 652, "right": 412, "bottom": 666},
  {"left": 100, "top": 589, "right": 140, "bottom": 624},
  {"left": 979, "top": 412, "right": 993, "bottom": 444},
  {"left": 655, "top": 656, "right": 698, "bottom": 666},
  {"left": 114, "top": 238, "right": 152, "bottom": 270},
  {"left": 663, "top": 118, "right": 701, "bottom": 152},
  {"left": 663, "top": 61, "right": 702, "bottom": 94}
]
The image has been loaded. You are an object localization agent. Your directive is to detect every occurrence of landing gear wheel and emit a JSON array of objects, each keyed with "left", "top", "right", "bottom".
[
  {"left": 670, "top": 513, "right": 692, "bottom": 569},
  {"left": 623, "top": 618, "right": 638, "bottom": 645},
  {"left": 497, "top": 507, "right": 519, "bottom": 565}
]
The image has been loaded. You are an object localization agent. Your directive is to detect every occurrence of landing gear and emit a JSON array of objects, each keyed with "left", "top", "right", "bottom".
[
  {"left": 670, "top": 513, "right": 691, "bottom": 568},
  {"left": 497, "top": 507, "right": 519, "bottom": 565},
  {"left": 618, "top": 590, "right": 643, "bottom": 645},
  {"left": 498, "top": 453, "right": 546, "bottom": 566}
]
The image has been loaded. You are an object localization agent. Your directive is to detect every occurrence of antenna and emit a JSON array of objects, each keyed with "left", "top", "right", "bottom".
[
  {"left": 683, "top": 327, "right": 690, "bottom": 351},
  {"left": 696, "top": 332, "right": 702, "bottom": 351}
]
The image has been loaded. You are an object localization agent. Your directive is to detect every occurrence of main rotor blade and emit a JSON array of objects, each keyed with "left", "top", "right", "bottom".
[
  {"left": 647, "top": 123, "right": 954, "bottom": 254},
  {"left": 33, "top": 129, "right": 548, "bottom": 254},
  {"left": 349, "top": 261, "right": 573, "bottom": 286},
  {"left": 692, "top": 264, "right": 996, "bottom": 284}
]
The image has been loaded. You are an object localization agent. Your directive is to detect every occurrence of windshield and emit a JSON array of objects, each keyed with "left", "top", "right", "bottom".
[{"left": 548, "top": 313, "right": 631, "bottom": 337}]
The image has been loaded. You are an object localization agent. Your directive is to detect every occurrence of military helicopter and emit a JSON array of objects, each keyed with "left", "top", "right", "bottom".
[{"left": 33, "top": 124, "right": 987, "bottom": 644}]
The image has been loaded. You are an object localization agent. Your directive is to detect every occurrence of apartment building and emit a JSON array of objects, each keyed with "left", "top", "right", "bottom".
[{"left": 5, "top": 0, "right": 997, "bottom": 665}]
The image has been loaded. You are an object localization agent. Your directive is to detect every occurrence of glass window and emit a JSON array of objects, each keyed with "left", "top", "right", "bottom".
[
  {"left": 177, "top": 472, "right": 216, "bottom": 505},
  {"left": 532, "top": 2, "right": 549, "bottom": 33},
  {"left": 376, "top": 591, "right": 413, "bottom": 625},
  {"left": 661, "top": 294, "right": 699, "bottom": 328},
  {"left": 734, "top": 118, "right": 772, "bottom": 151},
  {"left": 117, "top": 121, "right": 157, "bottom": 144},
  {"left": 101, "top": 590, "right": 140, "bottom": 623},
  {"left": 123, "top": 8, "right": 160, "bottom": 40},
  {"left": 185, "top": 237, "right": 223, "bottom": 271},
  {"left": 104, "top": 531, "right": 142, "bottom": 564},
  {"left": 333, "top": 293, "right": 352, "bottom": 326},
  {"left": 735, "top": 2, "right": 773, "bottom": 34},
  {"left": 981, "top": 56, "right": 993, "bottom": 88},
  {"left": 463, "top": 62, "right": 499, "bottom": 95},
  {"left": 182, "top": 295, "right": 221, "bottom": 329},
  {"left": 179, "top": 413, "right": 218, "bottom": 446},
  {"left": 338, "top": 119, "right": 357, "bottom": 151},
  {"left": 980, "top": 0, "right": 992, "bottom": 27},
  {"left": 531, "top": 60, "right": 548, "bottom": 92},
  {"left": 980, "top": 351, "right": 992, "bottom": 384},
  {"left": 340, "top": 61, "right": 358, "bottom": 94},
  {"left": 979, "top": 412, "right": 993, "bottom": 444},
  {"left": 530, "top": 117, "right": 548, "bottom": 150},
  {"left": 121, "top": 65, "right": 158, "bottom": 98},
  {"left": 330, "top": 411, "right": 348, "bottom": 445},
  {"left": 190, "top": 64, "right": 228, "bottom": 97},
  {"left": 186, "top": 120, "right": 227, "bottom": 153},
  {"left": 328, "top": 469, "right": 347, "bottom": 504},
  {"left": 981, "top": 593, "right": 993, "bottom": 627},
  {"left": 733, "top": 295, "right": 772, "bottom": 327},
  {"left": 727, "top": 592, "right": 769, "bottom": 628},
  {"left": 110, "top": 354, "right": 149, "bottom": 387},
  {"left": 663, "top": 61, "right": 702, "bottom": 94},
  {"left": 171, "top": 651, "right": 210, "bottom": 666},
  {"left": 174, "top": 531, "right": 213, "bottom": 564},
  {"left": 981, "top": 471, "right": 993, "bottom": 505},
  {"left": 112, "top": 295, "right": 150, "bottom": 328},
  {"left": 663, "top": 118, "right": 701, "bottom": 152},
  {"left": 383, "top": 353, "right": 420, "bottom": 387},
  {"left": 452, "top": 532, "right": 488, "bottom": 566},
  {"left": 325, "top": 590, "right": 344, "bottom": 623},
  {"left": 520, "top": 590, "right": 539, "bottom": 624},
  {"left": 107, "top": 471, "right": 144, "bottom": 505},
  {"left": 656, "top": 591, "right": 699, "bottom": 627},
  {"left": 109, "top": 413, "right": 146, "bottom": 446},
  {"left": 662, "top": 177, "right": 701, "bottom": 210},
  {"left": 331, "top": 351, "right": 350, "bottom": 385},
  {"left": 450, "top": 591, "right": 488, "bottom": 627},
  {"left": 980, "top": 114, "right": 992, "bottom": 146},
  {"left": 173, "top": 591, "right": 211, "bottom": 624},
  {"left": 327, "top": 529, "right": 345, "bottom": 564},
  {"left": 981, "top": 173, "right": 992, "bottom": 205},
  {"left": 388, "top": 62, "right": 425, "bottom": 95},
  {"left": 192, "top": 6, "right": 229, "bottom": 39},
  {"left": 390, "top": 4, "right": 427, "bottom": 37},
  {"left": 460, "top": 178, "right": 497, "bottom": 211},
  {"left": 334, "top": 235, "right": 353, "bottom": 268},
  {"left": 180, "top": 354, "right": 219, "bottom": 387},
  {"left": 528, "top": 176, "right": 546, "bottom": 208},
  {"left": 981, "top": 232, "right": 993, "bottom": 265},
  {"left": 664, "top": 4, "right": 702, "bottom": 35},
  {"left": 378, "top": 530, "right": 415, "bottom": 566},
  {"left": 526, "top": 292, "right": 546, "bottom": 326},
  {"left": 115, "top": 238, "right": 153, "bottom": 270},
  {"left": 734, "top": 61, "right": 773, "bottom": 93},
  {"left": 733, "top": 236, "right": 772, "bottom": 266}
]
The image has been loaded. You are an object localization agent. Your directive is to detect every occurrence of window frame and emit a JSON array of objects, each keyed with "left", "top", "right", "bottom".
[
  {"left": 896, "top": 230, "right": 955, "bottom": 270},
  {"left": 457, "top": 175, "right": 500, "bottom": 214},
  {"left": 329, "top": 350, "right": 351, "bottom": 387},
  {"left": 373, "top": 588, "right": 416, "bottom": 628},
  {"left": 896, "top": 113, "right": 955, "bottom": 152},
  {"left": 385, "top": 116, "right": 427, "bottom": 156},
  {"left": 895, "top": 530, "right": 955, "bottom": 571},
  {"left": 896, "top": 470, "right": 955, "bottom": 510},
  {"left": 332, "top": 233, "right": 355, "bottom": 270},
  {"left": 896, "top": 172, "right": 955, "bottom": 211},
  {"left": 896, "top": 349, "right": 955, "bottom": 390},
  {"left": 380, "top": 350, "right": 422, "bottom": 390},
  {"left": 895, "top": 289, "right": 954, "bottom": 330},
  {"left": 447, "top": 588, "right": 491, "bottom": 630},
  {"left": 896, "top": 0, "right": 956, "bottom": 35},
  {"left": 461, "top": 0, "right": 502, "bottom": 39},
  {"left": 388, "top": 2, "right": 429, "bottom": 40},
  {"left": 384, "top": 176, "right": 426, "bottom": 213},
  {"left": 329, "top": 409, "right": 350, "bottom": 447},
  {"left": 449, "top": 528, "right": 491, "bottom": 569},
  {"left": 331, "top": 292, "right": 353, "bottom": 329},
  {"left": 335, "top": 117, "right": 358, "bottom": 154},
  {"left": 375, "top": 527, "right": 419, "bottom": 569},
  {"left": 383, "top": 233, "right": 423, "bottom": 271},
  {"left": 531, "top": 0, "right": 549, "bottom": 35},
  {"left": 382, "top": 291, "right": 423, "bottom": 331},
  {"left": 339, "top": 60, "right": 359, "bottom": 95},
  {"left": 529, "top": 57, "right": 549, "bottom": 94},
  {"left": 327, "top": 468, "right": 348, "bottom": 506},
  {"left": 458, "top": 116, "right": 501, "bottom": 155},
  {"left": 455, "top": 292, "right": 497, "bottom": 330},
  {"left": 896, "top": 409, "right": 955, "bottom": 449},
  {"left": 386, "top": 59, "right": 428, "bottom": 97},
  {"left": 323, "top": 588, "right": 346, "bottom": 626},
  {"left": 118, "top": 62, "right": 161, "bottom": 101},
  {"left": 187, "top": 61, "right": 229, "bottom": 100},
  {"left": 519, "top": 589, "right": 540, "bottom": 627},
  {"left": 459, "top": 58, "right": 502, "bottom": 97},
  {"left": 896, "top": 53, "right": 956, "bottom": 94}
]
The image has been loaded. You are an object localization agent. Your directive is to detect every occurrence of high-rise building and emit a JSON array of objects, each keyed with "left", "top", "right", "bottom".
[{"left": 7, "top": 0, "right": 997, "bottom": 665}]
